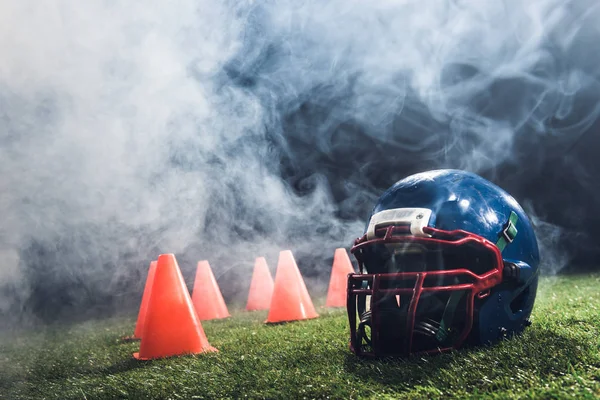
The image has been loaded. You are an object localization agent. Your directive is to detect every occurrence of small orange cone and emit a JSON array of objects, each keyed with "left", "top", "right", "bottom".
[
  {"left": 191, "top": 260, "right": 230, "bottom": 320},
  {"left": 266, "top": 250, "right": 319, "bottom": 323},
  {"left": 133, "top": 254, "right": 217, "bottom": 360},
  {"left": 246, "top": 257, "right": 274, "bottom": 311},
  {"left": 326, "top": 248, "right": 356, "bottom": 307},
  {"left": 131, "top": 260, "right": 158, "bottom": 339}
]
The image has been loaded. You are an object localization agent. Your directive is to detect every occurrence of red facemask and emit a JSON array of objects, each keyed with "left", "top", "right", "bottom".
[{"left": 348, "top": 225, "right": 504, "bottom": 357}]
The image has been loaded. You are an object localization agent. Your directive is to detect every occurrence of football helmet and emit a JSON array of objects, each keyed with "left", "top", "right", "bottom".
[{"left": 347, "top": 169, "right": 540, "bottom": 357}]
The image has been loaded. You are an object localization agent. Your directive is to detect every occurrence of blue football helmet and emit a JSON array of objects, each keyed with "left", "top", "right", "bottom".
[{"left": 347, "top": 169, "right": 540, "bottom": 357}]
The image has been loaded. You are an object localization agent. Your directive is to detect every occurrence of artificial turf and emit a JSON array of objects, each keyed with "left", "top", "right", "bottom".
[{"left": 1, "top": 274, "right": 599, "bottom": 399}]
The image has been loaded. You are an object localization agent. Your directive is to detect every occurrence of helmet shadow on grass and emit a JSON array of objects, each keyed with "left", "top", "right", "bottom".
[{"left": 341, "top": 326, "right": 595, "bottom": 389}]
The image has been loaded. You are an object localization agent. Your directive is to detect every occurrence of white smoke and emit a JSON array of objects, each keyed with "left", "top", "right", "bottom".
[{"left": 0, "top": 0, "right": 597, "bottom": 322}]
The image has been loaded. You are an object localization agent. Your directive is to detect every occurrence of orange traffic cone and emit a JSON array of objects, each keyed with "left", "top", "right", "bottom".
[
  {"left": 266, "top": 250, "right": 318, "bottom": 323},
  {"left": 191, "top": 260, "right": 230, "bottom": 320},
  {"left": 246, "top": 257, "right": 274, "bottom": 311},
  {"left": 131, "top": 260, "right": 158, "bottom": 339},
  {"left": 133, "top": 254, "right": 217, "bottom": 360},
  {"left": 326, "top": 248, "right": 356, "bottom": 307}
]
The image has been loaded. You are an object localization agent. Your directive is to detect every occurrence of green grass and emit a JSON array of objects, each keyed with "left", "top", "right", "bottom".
[{"left": 1, "top": 274, "right": 599, "bottom": 399}]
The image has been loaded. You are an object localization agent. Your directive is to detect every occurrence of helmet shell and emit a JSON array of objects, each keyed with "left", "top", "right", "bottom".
[
  {"left": 371, "top": 169, "right": 539, "bottom": 271},
  {"left": 352, "top": 169, "right": 540, "bottom": 351}
]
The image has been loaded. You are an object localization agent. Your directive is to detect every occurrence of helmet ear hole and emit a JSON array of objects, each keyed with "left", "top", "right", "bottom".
[{"left": 510, "top": 286, "right": 531, "bottom": 314}]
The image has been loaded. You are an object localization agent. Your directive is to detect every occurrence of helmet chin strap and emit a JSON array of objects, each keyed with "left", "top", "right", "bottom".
[
  {"left": 496, "top": 211, "right": 519, "bottom": 252},
  {"left": 435, "top": 290, "right": 463, "bottom": 342},
  {"left": 433, "top": 211, "right": 519, "bottom": 344}
]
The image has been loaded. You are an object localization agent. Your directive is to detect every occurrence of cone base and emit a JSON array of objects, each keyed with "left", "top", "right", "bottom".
[
  {"left": 265, "top": 314, "right": 319, "bottom": 324},
  {"left": 246, "top": 307, "right": 268, "bottom": 312},
  {"left": 133, "top": 346, "right": 218, "bottom": 360}
]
